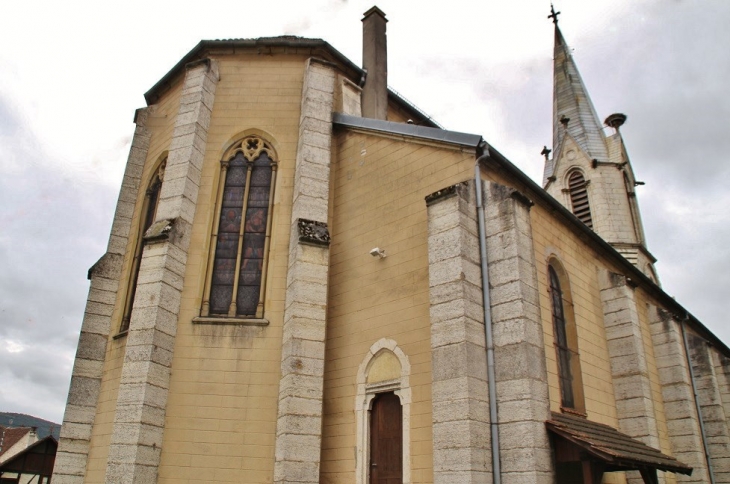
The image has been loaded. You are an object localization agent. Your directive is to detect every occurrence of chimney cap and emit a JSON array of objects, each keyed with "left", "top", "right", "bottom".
[{"left": 362, "top": 6, "right": 388, "bottom": 21}]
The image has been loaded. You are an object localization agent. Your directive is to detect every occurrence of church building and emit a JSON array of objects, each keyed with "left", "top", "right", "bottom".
[{"left": 53, "top": 6, "right": 730, "bottom": 484}]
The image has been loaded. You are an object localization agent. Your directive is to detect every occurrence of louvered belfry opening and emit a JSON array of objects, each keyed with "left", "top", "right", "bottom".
[{"left": 568, "top": 171, "right": 593, "bottom": 228}]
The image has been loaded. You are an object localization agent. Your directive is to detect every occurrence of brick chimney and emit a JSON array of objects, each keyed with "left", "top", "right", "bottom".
[{"left": 362, "top": 6, "right": 388, "bottom": 120}]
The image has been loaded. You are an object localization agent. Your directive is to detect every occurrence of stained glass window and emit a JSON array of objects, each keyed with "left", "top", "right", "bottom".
[{"left": 204, "top": 137, "right": 276, "bottom": 319}]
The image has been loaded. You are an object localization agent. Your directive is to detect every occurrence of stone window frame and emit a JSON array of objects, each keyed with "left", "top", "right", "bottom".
[
  {"left": 547, "top": 257, "right": 586, "bottom": 415},
  {"left": 117, "top": 155, "right": 167, "bottom": 336},
  {"left": 355, "top": 338, "right": 412, "bottom": 484},
  {"left": 194, "top": 135, "right": 278, "bottom": 325}
]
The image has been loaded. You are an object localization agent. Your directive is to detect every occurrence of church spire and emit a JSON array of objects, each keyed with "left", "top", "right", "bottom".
[
  {"left": 543, "top": 8, "right": 658, "bottom": 282},
  {"left": 551, "top": 22, "right": 608, "bottom": 168}
]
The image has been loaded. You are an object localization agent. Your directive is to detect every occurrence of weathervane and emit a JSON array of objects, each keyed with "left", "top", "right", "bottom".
[{"left": 548, "top": 4, "right": 561, "bottom": 25}]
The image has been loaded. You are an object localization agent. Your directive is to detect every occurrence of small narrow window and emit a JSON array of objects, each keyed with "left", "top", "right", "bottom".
[
  {"left": 120, "top": 159, "right": 165, "bottom": 333},
  {"left": 201, "top": 136, "right": 277, "bottom": 320},
  {"left": 548, "top": 263, "right": 585, "bottom": 412},
  {"left": 550, "top": 266, "right": 574, "bottom": 408},
  {"left": 568, "top": 171, "right": 592, "bottom": 229}
]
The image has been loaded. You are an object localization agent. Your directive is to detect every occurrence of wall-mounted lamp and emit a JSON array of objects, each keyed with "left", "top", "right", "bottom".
[{"left": 369, "top": 247, "right": 386, "bottom": 259}]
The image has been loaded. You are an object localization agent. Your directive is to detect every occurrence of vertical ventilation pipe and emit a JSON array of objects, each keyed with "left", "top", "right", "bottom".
[
  {"left": 680, "top": 317, "right": 716, "bottom": 484},
  {"left": 475, "top": 143, "right": 501, "bottom": 484}
]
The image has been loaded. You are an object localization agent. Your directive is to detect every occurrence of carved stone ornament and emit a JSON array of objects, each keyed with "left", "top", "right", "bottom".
[
  {"left": 143, "top": 219, "right": 175, "bottom": 243},
  {"left": 226, "top": 136, "right": 277, "bottom": 162},
  {"left": 297, "top": 218, "right": 330, "bottom": 246}
]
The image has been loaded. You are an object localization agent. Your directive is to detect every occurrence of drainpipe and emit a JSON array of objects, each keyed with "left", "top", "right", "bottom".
[
  {"left": 475, "top": 142, "right": 501, "bottom": 484},
  {"left": 680, "top": 316, "right": 716, "bottom": 484}
]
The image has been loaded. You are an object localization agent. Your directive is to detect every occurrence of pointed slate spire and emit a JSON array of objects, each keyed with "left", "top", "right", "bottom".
[{"left": 552, "top": 25, "right": 608, "bottom": 163}]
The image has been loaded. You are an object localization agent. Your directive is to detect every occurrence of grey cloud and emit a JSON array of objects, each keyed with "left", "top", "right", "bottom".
[{"left": 0, "top": 91, "right": 117, "bottom": 422}]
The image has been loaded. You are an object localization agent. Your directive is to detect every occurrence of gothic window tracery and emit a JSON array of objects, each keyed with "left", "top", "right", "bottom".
[{"left": 201, "top": 136, "right": 277, "bottom": 320}]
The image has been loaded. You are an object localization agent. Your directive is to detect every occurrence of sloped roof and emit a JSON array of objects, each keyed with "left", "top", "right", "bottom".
[
  {"left": 0, "top": 426, "right": 30, "bottom": 458},
  {"left": 0, "top": 435, "right": 57, "bottom": 477},
  {"left": 551, "top": 26, "right": 608, "bottom": 165},
  {"left": 546, "top": 412, "right": 692, "bottom": 475},
  {"left": 143, "top": 36, "right": 440, "bottom": 128},
  {"left": 333, "top": 113, "right": 481, "bottom": 148}
]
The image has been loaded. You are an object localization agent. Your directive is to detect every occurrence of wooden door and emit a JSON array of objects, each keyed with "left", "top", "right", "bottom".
[{"left": 370, "top": 392, "right": 402, "bottom": 484}]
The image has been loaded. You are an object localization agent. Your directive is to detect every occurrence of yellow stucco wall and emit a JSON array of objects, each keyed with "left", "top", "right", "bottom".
[
  {"left": 155, "top": 54, "right": 308, "bottom": 483},
  {"left": 320, "top": 130, "right": 476, "bottom": 483}
]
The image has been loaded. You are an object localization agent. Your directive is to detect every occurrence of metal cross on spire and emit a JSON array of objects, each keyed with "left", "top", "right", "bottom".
[{"left": 548, "top": 4, "right": 561, "bottom": 25}]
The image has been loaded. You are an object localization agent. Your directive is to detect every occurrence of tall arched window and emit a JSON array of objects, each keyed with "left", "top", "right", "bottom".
[
  {"left": 548, "top": 262, "right": 585, "bottom": 413},
  {"left": 120, "top": 158, "right": 166, "bottom": 333},
  {"left": 201, "top": 136, "right": 277, "bottom": 320},
  {"left": 567, "top": 170, "right": 593, "bottom": 229}
]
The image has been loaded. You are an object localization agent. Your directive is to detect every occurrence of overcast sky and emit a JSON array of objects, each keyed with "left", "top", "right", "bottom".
[{"left": 0, "top": 0, "right": 728, "bottom": 424}]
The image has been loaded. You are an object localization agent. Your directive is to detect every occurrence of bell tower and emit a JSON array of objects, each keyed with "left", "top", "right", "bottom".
[{"left": 542, "top": 7, "right": 658, "bottom": 282}]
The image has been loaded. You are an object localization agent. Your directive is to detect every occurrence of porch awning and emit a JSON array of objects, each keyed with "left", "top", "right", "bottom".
[{"left": 546, "top": 411, "right": 692, "bottom": 476}]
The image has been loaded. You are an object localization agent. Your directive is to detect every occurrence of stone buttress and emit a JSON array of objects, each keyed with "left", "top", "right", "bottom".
[
  {"left": 648, "top": 306, "right": 710, "bottom": 482},
  {"left": 104, "top": 59, "right": 219, "bottom": 484},
  {"left": 273, "top": 58, "right": 336, "bottom": 484},
  {"left": 597, "top": 270, "right": 661, "bottom": 483},
  {"left": 426, "top": 179, "right": 553, "bottom": 484},
  {"left": 52, "top": 107, "right": 153, "bottom": 484},
  {"left": 427, "top": 182, "right": 491, "bottom": 484}
]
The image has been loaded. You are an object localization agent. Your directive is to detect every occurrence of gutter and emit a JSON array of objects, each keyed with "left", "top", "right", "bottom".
[
  {"left": 680, "top": 317, "right": 716, "bottom": 484},
  {"left": 475, "top": 142, "right": 501, "bottom": 484}
]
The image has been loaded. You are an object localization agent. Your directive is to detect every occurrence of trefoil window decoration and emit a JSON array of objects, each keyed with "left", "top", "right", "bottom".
[
  {"left": 120, "top": 158, "right": 166, "bottom": 333},
  {"left": 567, "top": 170, "right": 592, "bottom": 229},
  {"left": 201, "top": 136, "right": 277, "bottom": 320}
]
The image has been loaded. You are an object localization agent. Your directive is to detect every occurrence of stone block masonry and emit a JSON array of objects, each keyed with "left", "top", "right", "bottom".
[
  {"left": 427, "top": 181, "right": 491, "bottom": 484},
  {"left": 482, "top": 181, "right": 553, "bottom": 484},
  {"left": 598, "top": 269, "right": 661, "bottom": 484},
  {"left": 648, "top": 305, "right": 710, "bottom": 483},
  {"left": 273, "top": 58, "right": 335, "bottom": 484},
  {"left": 686, "top": 331, "right": 730, "bottom": 483},
  {"left": 103, "top": 59, "right": 219, "bottom": 484},
  {"left": 53, "top": 107, "right": 153, "bottom": 484}
]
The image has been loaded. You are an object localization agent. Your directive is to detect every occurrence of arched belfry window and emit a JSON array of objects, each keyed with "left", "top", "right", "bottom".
[
  {"left": 548, "top": 262, "right": 585, "bottom": 413},
  {"left": 201, "top": 136, "right": 277, "bottom": 320},
  {"left": 567, "top": 170, "right": 593, "bottom": 229},
  {"left": 120, "top": 158, "right": 166, "bottom": 333}
]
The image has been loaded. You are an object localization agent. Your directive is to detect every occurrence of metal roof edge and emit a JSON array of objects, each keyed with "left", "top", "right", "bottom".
[{"left": 333, "top": 112, "right": 482, "bottom": 148}]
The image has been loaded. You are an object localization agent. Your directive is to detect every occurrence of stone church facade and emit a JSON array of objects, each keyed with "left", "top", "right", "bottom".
[{"left": 53, "top": 7, "right": 730, "bottom": 484}]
